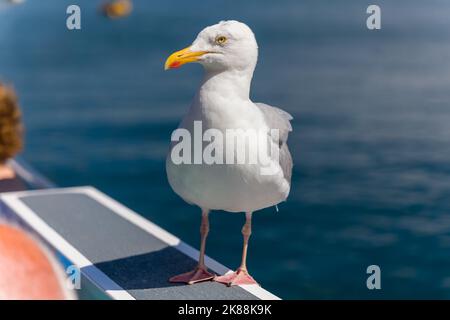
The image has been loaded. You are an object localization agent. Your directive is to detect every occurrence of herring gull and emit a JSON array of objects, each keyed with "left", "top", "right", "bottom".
[{"left": 164, "top": 20, "right": 293, "bottom": 286}]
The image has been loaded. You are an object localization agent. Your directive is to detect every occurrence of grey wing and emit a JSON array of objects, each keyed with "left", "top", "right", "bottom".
[{"left": 255, "top": 102, "right": 293, "bottom": 185}]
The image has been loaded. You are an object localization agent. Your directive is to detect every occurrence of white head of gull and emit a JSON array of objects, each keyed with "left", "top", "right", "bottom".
[{"left": 165, "top": 20, "right": 293, "bottom": 286}]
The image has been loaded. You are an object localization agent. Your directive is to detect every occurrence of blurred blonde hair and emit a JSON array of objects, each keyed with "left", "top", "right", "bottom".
[{"left": 0, "top": 83, "right": 23, "bottom": 164}]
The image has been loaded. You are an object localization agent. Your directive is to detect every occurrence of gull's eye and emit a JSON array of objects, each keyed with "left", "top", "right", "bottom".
[{"left": 215, "top": 35, "right": 227, "bottom": 45}]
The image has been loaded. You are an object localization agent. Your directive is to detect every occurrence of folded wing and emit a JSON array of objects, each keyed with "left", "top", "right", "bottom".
[{"left": 255, "top": 102, "right": 293, "bottom": 185}]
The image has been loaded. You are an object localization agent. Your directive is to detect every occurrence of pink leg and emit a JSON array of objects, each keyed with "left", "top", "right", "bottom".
[
  {"left": 169, "top": 209, "right": 215, "bottom": 284},
  {"left": 214, "top": 212, "right": 258, "bottom": 286}
]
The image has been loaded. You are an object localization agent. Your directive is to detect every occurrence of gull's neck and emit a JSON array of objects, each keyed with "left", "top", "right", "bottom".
[{"left": 197, "top": 68, "right": 253, "bottom": 103}]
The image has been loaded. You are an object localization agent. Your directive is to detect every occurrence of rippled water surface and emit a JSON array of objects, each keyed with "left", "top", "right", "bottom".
[{"left": 1, "top": 0, "right": 450, "bottom": 298}]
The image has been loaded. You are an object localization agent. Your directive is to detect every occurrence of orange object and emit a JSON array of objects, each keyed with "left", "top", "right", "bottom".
[
  {"left": 0, "top": 224, "right": 69, "bottom": 300},
  {"left": 102, "top": 0, "right": 132, "bottom": 19}
]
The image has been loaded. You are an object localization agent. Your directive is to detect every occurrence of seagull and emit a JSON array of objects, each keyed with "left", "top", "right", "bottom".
[{"left": 164, "top": 20, "right": 293, "bottom": 286}]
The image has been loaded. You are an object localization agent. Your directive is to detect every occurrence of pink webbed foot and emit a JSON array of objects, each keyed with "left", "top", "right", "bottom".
[
  {"left": 214, "top": 268, "right": 258, "bottom": 286},
  {"left": 169, "top": 266, "right": 215, "bottom": 285}
]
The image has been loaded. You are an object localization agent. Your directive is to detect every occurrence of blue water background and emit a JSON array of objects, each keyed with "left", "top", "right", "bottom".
[{"left": 1, "top": 0, "right": 450, "bottom": 299}]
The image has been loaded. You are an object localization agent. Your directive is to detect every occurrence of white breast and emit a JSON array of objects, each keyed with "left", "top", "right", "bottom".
[{"left": 166, "top": 99, "right": 290, "bottom": 213}]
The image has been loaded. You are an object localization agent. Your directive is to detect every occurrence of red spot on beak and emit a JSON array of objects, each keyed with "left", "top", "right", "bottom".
[{"left": 170, "top": 61, "right": 182, "bottom": 69}]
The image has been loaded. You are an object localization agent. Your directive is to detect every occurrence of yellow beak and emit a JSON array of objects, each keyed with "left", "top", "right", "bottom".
[{"left": 164, "top": 46, "right": 209, "bottom": 70}]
